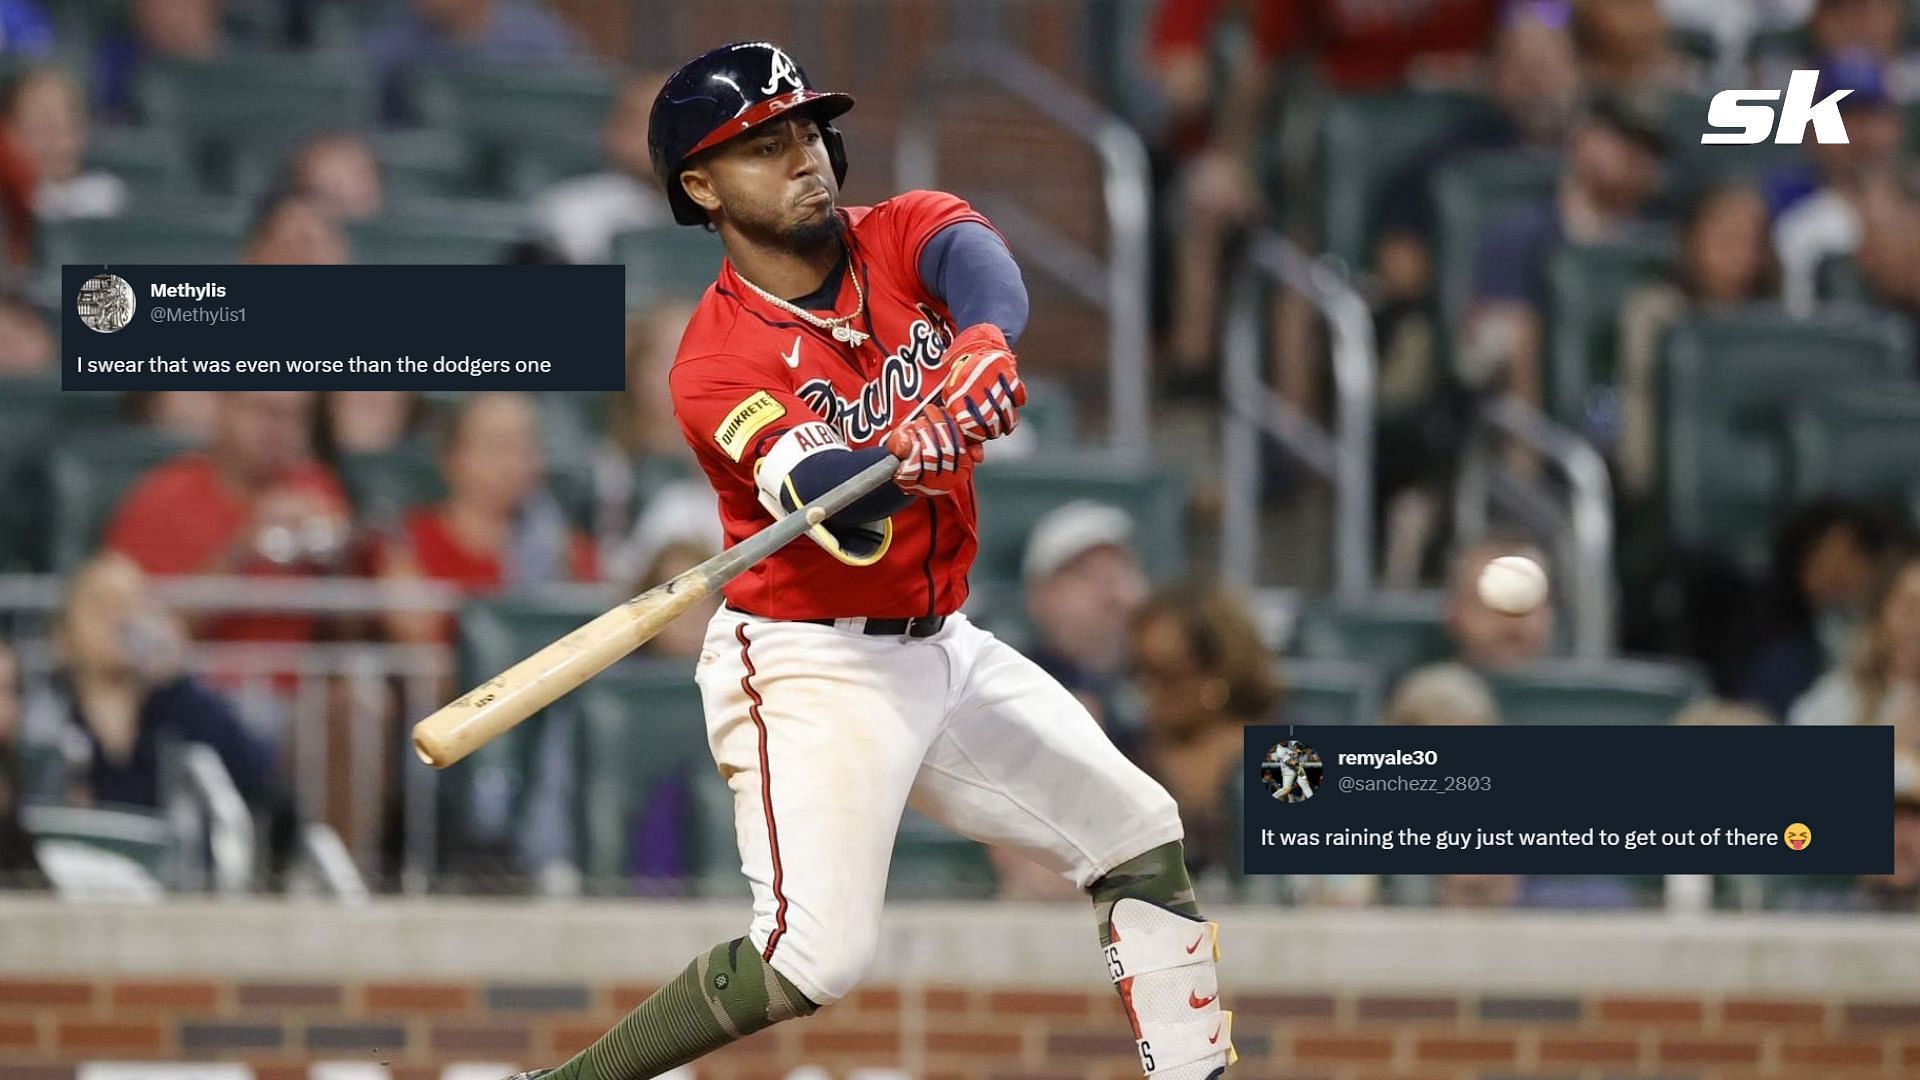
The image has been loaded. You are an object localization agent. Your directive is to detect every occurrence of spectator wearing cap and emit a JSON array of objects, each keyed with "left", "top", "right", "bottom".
[
  {"left": 1461, "top": 90, "right": 1667, "bottom": 409},
  {"left": 1020, "top": 501, "right": 1149, "bottom": 739},
  {"left": 1769, "top": 53, "right": 1917, "bottom": 315},
  {"left": 367, "top": 0, "right": 585, "bottom": 124},
  {"left": 531, "top": 71, "right": 673, "bottom": 264}
]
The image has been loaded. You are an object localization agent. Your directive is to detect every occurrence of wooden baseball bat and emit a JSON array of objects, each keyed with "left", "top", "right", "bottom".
[{"left": 411, "top": 454, "right": 901, "bottom": 769}]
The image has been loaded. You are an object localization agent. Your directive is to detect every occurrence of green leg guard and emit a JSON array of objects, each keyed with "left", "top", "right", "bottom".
[
  {"left": 547, "top": 938, "right": 816, "bottom": 1080},
  {"left": 1089, "top": 840, "right": 1201, "bottom": 947}
]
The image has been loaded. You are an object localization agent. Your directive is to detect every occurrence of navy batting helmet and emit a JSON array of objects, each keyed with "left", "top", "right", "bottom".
[{"left": 648, "top": 41, "right": 855, "bottom": 227}]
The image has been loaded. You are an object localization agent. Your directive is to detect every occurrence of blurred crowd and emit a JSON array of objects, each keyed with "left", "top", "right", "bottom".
[{"left": 0, "top": 0, "right": 1916, "bottom": 913}]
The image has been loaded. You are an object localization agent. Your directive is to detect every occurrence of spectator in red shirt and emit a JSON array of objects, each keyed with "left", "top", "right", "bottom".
[
  {"left": 379, "top": 392, "right": 596, "bottom": 646},
  {"left": 104, "top": 390, "right": 353, "bottom": 643}
]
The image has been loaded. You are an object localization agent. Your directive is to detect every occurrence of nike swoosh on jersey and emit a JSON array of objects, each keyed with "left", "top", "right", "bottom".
[
  {"left": 782, "top": 335, "right": 802, "bottom": 368},
  {"left": 1208, "top": 1021, "right": 1223, "bottom": 1044},
  {"left": 1189, "top": 991, "right": 1217, "bottom": 1009},
  {"left": 1185, "top": 932, "right": 1205, "bottom": 954}
]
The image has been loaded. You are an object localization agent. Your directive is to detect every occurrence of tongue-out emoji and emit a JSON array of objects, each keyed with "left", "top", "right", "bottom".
[{"left": 1783, "top": 823, "right": 1811, "bottom": 852}]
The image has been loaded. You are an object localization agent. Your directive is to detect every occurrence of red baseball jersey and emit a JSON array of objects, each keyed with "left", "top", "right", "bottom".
[{"left": 669, "top": 189, "right": 996, "bottom": 619}]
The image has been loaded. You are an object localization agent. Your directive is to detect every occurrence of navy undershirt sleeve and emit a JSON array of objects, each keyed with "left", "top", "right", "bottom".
[
  {"left": 917, "top": 222, "right": 1029, "bottom": 343},
  {"left": 783, "top": 445, "right": 913, "bottom": 524}
]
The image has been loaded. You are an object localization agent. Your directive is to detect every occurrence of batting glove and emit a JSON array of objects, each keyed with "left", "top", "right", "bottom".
[
  {"left": 886, "top": 402, "right": 984, "bottom": 496},
  {"left": 940, "top": 323, "right": 1026, "bottom": 442}
]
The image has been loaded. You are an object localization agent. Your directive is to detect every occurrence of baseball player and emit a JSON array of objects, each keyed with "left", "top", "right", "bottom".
[{"left": 505, "top": 41, "right": 1233, "bottom": 1080}]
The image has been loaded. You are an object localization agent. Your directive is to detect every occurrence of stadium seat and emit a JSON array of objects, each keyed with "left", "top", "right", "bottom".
[
  {"left": 1789, "top": 383, "right": 1920, "bottom": 504},
  {"left": 414, "top": 65, "right": 618, "bottom": 194},
  {"left": 40, "top": 201, "right": 247, "bottom": 266},
  {"left": 1291, "top": 591, "right": 1450, "bottom": 686},
  {"left": 1281, "top": 657, "right": 1387, "bottom": 726},
  {"left": 573, "top": 658, "right": 738, "bottom": 895},
  {"left": 85, "top": 126, "right": 195, "bottom": 196},
  {"left": 891, "top": 809, "right": 997, "bottom": 900},
  {"left": 19, "top": 806, "right": 172, "bottom": 900},
  {"left": 448, "top": 588, "right": 626, "bottom": 865},
  {"left": 613, "top": 227, "right": 723, "bottom": 308},
  {"left": 1484, "top": 658, "right": 1707, "bottom": 725},
  {"left": 1432, "top": 148, "right": 1563, "bottom": 345},
  {"left": 1544, "top": 236, "right": 1677, "bottom": 431},
  {"left": 0, "top": 378, "right": 123, "bottom": 570},
  {"left": 226, "top": 128, "right": 477, "bottom": 201},
  {"left": 1317, "top": 90, "right": 1498, "bottom": 268},
  {"left": 335, "top": 440, "right": 445, "bottom": 528},
  {"left": 345, "top": 197, "right": 529, "bottom": 265},
  {"left": 1662, "top": 308, "right": 1914, "bottom": 566},
  {"left": 971, "top": 458, "right": 1186, "bottom": 587},
  {"left": 42, "top": 429, "right": 195, "bottom": 572},
  {"left": 1815, "top": 253, "right": 1873, "bottom": 307},
  {"left": 132, "top": 54, "right": 377, "bottom": 187},
  {"left": 1666, "top": 91, "right": 1813, "bottom": 180}
]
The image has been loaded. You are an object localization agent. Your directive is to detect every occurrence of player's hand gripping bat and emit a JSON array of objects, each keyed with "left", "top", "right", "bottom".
[{"left": 411, "top": 453, "right": 900, "bottom": 768}]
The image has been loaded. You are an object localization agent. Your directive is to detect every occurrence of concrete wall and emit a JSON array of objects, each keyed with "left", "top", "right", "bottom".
[{"left": 3, "top": 898, "right": 1919, "bottom": 1079}]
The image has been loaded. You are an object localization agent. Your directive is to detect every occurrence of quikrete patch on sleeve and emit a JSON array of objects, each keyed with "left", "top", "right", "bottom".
[{"left": 715, "top": 390, "right": 788, "bottom": 461}]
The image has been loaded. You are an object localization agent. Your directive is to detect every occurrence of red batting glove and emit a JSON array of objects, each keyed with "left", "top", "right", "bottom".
[
  {"left": 940, "top": 323, "right": 1026, "bottom": 442},
  {"left": 885, "top": 402, "right": 985, "bottom": 496}
]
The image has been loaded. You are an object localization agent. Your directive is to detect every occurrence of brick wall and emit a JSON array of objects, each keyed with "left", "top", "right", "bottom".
[{"left": 3, "top": 977, "right": 1920, "bottom": 1080}]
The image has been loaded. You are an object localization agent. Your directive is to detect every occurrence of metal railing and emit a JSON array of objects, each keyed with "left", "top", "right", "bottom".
[
  {"left": 1451, "top": 395, "right": 1617, "bottom": 660},
  {"left": 894, "top": 43, "right": 1152, "bottom": 463},
  {"left": 2, "top": 574, "right": 457, "bottom": 894},
  {"left": 1220, "top": 230, "right": 1376, "bottom": 599}
]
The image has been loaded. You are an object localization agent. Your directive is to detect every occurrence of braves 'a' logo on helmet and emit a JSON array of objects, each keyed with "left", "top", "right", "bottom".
[{"left": 760, "top": 48, "right": 804, "bottom": 95}]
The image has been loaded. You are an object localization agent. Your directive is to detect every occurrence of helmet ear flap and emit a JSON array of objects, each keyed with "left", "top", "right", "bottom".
[{"left": 822, "top": 120, "right": 849, "bottom": 189}]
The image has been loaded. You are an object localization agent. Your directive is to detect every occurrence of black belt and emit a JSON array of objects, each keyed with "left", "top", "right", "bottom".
[{"left": 733, "top": 606, "right": 947, "bottom": 638}]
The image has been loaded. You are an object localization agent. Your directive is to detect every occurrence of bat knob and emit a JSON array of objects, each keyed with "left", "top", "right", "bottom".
[{"left": 805, "top": 506, "right": 827, "bottom": 526}]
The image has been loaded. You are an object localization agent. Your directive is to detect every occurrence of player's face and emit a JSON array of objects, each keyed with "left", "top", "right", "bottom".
[{"left": 687, "top": 115, "right": 841, "bottom": 251}]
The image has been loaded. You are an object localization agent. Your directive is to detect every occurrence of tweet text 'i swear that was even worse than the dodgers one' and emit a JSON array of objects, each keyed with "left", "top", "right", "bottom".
[{"left": 63, "top": 265, "right": 624, "bottom": 391}]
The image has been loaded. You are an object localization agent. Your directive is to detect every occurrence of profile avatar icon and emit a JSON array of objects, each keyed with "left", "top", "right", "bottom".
[
  {"left": 1260, "top": 740, "right": 1322, "bottom": 803},
  {"left": 78, "top": 273, "right": 136, "bottom": 333}
]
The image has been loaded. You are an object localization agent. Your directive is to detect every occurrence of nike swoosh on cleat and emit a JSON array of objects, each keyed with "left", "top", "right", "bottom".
[{"left": 1189, "top": 991, "right": 1217, "bottom": 1009}]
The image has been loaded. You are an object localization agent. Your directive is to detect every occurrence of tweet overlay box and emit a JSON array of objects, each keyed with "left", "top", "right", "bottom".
[
  {"left": 1244, "top": 724, "right": 1892, "bottom": 874},
  {"left": 61, "top": 264, "right": 625, "bottom": 391}
]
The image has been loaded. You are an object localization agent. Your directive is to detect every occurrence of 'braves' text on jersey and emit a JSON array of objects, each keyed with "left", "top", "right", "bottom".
[{"left": 669, "top": 190, "right": 995, "bottom": 619}]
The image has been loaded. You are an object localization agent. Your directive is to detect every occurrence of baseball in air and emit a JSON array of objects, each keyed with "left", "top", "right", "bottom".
[{"left": 1478, "top": 555, "right": 1548, "bottom": 616}]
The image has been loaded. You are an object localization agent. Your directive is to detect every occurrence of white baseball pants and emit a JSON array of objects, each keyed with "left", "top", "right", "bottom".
[{"left": 694, "top": 604, "right": 1184, "bottom": 1005}]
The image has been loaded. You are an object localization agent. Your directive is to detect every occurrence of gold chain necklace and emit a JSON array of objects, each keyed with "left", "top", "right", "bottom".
[{"left": 736, "top": 247, "right": 870, "bottom": 347}]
